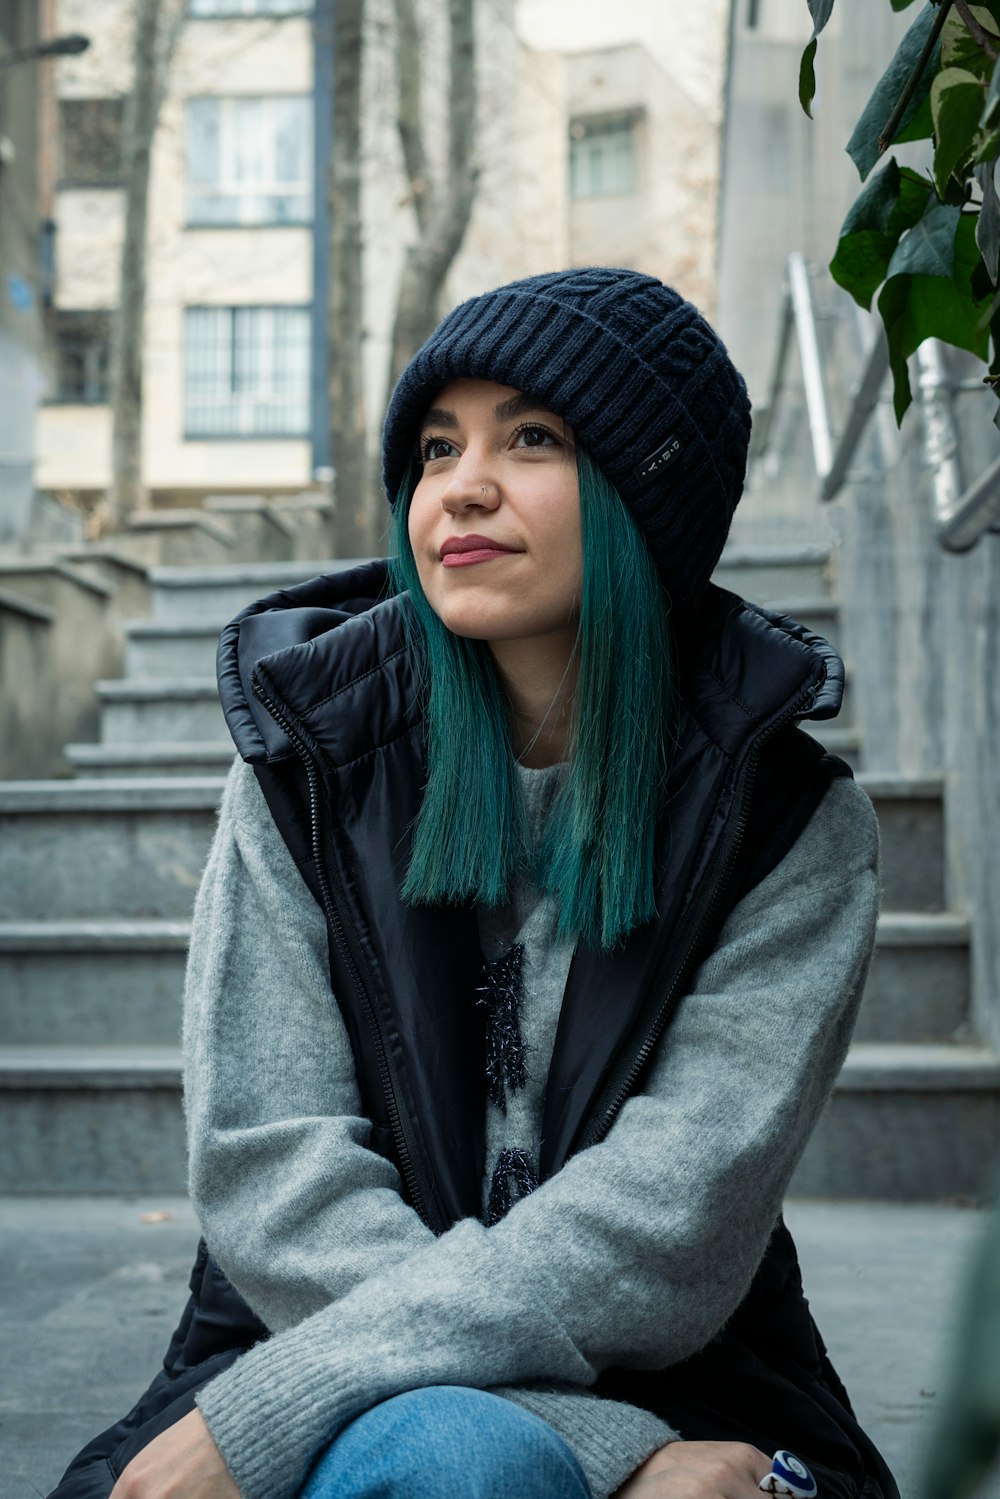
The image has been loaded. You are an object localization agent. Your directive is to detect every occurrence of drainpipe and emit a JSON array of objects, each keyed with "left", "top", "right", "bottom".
[{"left": 310, "top": 0, "right": 333, "bottom": 481}]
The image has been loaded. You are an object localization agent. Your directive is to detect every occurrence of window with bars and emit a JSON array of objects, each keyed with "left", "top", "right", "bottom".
[
  {"left": 188, "top": 0, "right": 312, "bottom": 14},
  {"left": 568, "top": 113, "right": 639, "bottom": 199},
  {"left": 44, "top": 310, "right": 112, "bottom": 404},
  {"left": 184, "top": 306, "right": 310, "bottom": 438},
  {"left": 185, "top": 95, "right": 313, "bottom": 225},
  {"left": 58, "top": 99, "right": 124, "bottom": 188}
]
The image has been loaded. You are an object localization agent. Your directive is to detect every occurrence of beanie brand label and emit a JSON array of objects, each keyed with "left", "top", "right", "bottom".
[{"left": 634, "top": 435, "right": 682, "bottom": 485}]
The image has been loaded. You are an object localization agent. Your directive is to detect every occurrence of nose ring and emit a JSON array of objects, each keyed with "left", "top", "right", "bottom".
[{"left": 481, "top": 485, "right": 488, "bottom": 497}]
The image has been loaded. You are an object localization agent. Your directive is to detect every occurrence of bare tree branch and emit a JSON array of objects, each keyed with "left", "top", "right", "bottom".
[
  {"left": 392, "top": 0, "right": 429, "bottom": 231},
  {"left": 105, "top": 0, "right": 186, "bottom": 530},
  {"left": 329, "top": 0, "right": 372, "bottom": 554},
  {"left": 384, "top": 0, "right": 478, "bottom": 398}
]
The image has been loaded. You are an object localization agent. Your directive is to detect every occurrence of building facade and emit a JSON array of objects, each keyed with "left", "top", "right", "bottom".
[{"left": 35, "top": 0, "right": 728, "bottom": 505}]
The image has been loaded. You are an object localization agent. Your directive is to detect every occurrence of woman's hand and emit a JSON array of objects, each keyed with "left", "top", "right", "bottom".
[
  {"left": 614, "top": 1440, "right": 772, "bottom": 1497},
  {"left": 109, "top": 1409, "right": 239, "bottom": 1499}
]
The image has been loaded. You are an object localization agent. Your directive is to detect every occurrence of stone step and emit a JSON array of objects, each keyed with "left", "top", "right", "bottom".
[
  {"left": 0, "top": 1046, "right": 187, "bottom": 1194},
  {"left": 125, "top": 594, "right": 845, "bottom": 683},
  {"left": 65, "top": 741, "right": 235, "bottom": 778},
  {"left": 0, "top": 779, "right": 221, "bottom": 920},
  {"left": 5, "top": 1039, "right": 994, "bottom": 1196},
  {"left": 123, "top": 618, "right": 229, "bottom": 678},
  {"left": 112, "top": 511, "right": 236, "bottom": 569},
  {"left": 858, "top": 913, "right": 970, "bottom": 1043},
  {"left": 714, "top": 543, "right": 832, "bottom": 603},
  {"left": 0, "top": 773, "right": 938, "bottom": 923},
  {"left": 203, "top": 495, "right": 297, "bottom": 563},
  {"left": 149, "top": 559, "right": 363, "bottom": 619},
  {"left": 857, "top": 775, "right": 945, "bottom": 913},
  {"left": 793, "top": 1043, "right": 1000, "bottom": 1202},
  {"left": 96, "top": 677, "right": 227, "bottom": 744},
  {"left": 1, "top": 906, "right": 965, "bottom": 1051},
  {"left": 0, "top": 921, "right": 188, "bottom": 1045}
]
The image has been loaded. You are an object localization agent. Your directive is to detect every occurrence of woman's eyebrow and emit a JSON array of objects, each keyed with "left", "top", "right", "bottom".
[
  {"left": 493, "top": 392, "right": 548, "bottom": 422},
  {"left": 420, "top": 407, "right": 457, "bottom": 431},
  {"left": 420, "top": 394, "right": 552, "bottom": 432}
]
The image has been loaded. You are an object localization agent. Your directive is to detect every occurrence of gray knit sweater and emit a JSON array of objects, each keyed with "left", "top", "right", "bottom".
[{"left": 184, "top": 757, "right": 879, "bottom": 1499}]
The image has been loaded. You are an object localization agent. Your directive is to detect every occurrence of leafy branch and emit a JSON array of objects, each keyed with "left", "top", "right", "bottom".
[{"left": 800, "top": 0, "right": 1000, "bottom": 425}]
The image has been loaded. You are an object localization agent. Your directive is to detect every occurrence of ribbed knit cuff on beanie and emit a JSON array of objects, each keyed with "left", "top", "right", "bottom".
[{"left": 381, "top": 267, "right": 752, "bottom": 612}]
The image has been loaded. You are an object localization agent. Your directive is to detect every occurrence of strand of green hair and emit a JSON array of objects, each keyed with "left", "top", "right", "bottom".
[{"left": 388, "top": 444, "right": 675, "bottom": 949}]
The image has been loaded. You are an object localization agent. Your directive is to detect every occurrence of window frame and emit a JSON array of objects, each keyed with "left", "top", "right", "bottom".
[
  {"left": 186, "top": 1, "right": 314, "bottom": 20},
  {"left": 568, "top": 110, "right": 642, "bottom": 201},
  {"left": 43, "top": 309, "right": 113, "bottom": 406},
  {"left": 183, "top": 303, "right": 312, "bottom": 441},
  {"left": 184, "top": 93, "right": 314, "bottom": 228}
]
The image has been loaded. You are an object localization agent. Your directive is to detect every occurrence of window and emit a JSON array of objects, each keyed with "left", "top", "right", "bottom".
[
  {"left": 58, "top": 99, "right": 124, "bottom": 188},
  {"left": 184, "top": 306, "right": 310, "bottom": 437},
  {"left": 185, "top": 96, "right": 312, "bottom": 225},
  {"left": 188, "top": 0, "right": 311, "bottom": 14},
  {"left": 44, "top": 311, "right": 112, "bottom": 404},
  {"left": 569, "top": 113, "right": 638, "bottom": 199}
]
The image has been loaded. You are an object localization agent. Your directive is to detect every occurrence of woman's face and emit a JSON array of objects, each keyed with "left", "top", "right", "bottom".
[{"left": 407, "top": 379, "right": 583, "bottom": 655}]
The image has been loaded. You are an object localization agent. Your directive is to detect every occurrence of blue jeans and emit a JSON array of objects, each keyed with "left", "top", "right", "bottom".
[{"left": 299, "top": 1385, "right": 593, "bottom": 1499}]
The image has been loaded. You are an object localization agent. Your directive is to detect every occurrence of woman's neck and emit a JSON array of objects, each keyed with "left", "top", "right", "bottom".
[{"left": 489, "top": 635, "right": 578, "bottom": 768}]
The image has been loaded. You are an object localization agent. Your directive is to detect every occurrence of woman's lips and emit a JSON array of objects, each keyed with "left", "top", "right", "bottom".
[
  {"left": 440, "top": 535, "right": 520, "bottom": 567},
  {"left": 441, "top": 547, "right": 518, "bottom": 567}
]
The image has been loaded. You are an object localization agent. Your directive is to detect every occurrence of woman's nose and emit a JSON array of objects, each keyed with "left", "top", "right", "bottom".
[{"left": 440, "top": 458, "right": 500, "bottom": 513}]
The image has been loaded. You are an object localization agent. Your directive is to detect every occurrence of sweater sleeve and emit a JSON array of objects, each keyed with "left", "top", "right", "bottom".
[{"left": 192, "top": 761, "right": 880, "bottom": 1499}]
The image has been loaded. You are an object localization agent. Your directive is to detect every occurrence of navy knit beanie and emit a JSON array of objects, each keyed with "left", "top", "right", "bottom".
[{"left": 381, "top": 267, "right": 752, "bottom": 612}]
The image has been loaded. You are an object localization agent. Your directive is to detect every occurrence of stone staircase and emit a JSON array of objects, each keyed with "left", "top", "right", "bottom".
[{"left": 0, "top": 543, "right": 997, "bottom": 1197}]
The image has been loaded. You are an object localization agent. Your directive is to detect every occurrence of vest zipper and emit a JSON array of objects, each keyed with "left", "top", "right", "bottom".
[
  {"left": 574, "top": 678, "right": 823, "bottom": 1156},
  {"left": 250, "top": 668, "right": 442, "bottom": 1234}
]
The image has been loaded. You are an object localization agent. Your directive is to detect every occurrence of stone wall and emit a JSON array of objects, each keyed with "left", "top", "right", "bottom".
[{"left": 718, "top": 0, "right": 1000, "bottom": 1051}]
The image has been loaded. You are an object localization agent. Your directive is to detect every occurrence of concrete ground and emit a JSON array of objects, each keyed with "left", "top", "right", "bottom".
[{"left": 1, "top": 1197, "right": 997, "bottom": 1499}]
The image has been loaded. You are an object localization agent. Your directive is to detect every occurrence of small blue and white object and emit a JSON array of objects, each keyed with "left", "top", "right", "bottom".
[{"left": 759, "top": 1449, "right": 818, "bottom": 1498}]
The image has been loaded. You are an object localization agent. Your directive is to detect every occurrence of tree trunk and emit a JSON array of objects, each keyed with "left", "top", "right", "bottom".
[
  {"left": 384, "top": 0, "right": 478, "bottom": 402},
  {"left": 106, "top": 0, "right": 184, "bottom": 530},
  {"left": 329, "top": 0, "right": 372, "bottom": 556}
]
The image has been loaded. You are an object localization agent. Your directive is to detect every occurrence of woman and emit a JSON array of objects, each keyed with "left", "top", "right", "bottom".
[{"left": 52, "top": 268, "right": 897, "bottom": 1499}]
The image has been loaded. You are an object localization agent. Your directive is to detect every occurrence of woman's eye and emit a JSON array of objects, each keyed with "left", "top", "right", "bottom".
[
  {"left": 512, "top": 424, "right": 557, "bottom": 449},
  {"left": 420, "top": 436, "right": 456, "bottom": 462}
]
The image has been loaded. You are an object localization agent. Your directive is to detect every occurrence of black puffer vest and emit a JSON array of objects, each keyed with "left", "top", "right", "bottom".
[{"left": 51, "top": 561, "right": 898, "bottom": 1499}]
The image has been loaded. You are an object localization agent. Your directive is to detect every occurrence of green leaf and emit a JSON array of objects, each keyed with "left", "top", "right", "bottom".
[
  {"left": 976, "top": 159, "right": 1000, "bottom": 279},
  {"left": 942, "top": 6, "right": 998, "bottom": 79},
  {"left": 887, "top": 201, "right": 962, "bottom": 278},
  {"left": 893, "top": 90, "right": 935, "bottom": 146},
  {"left": 877, "top": 213, "right": 992, "bottom": 422},
  {"left": 890, "top": 0, "right": 921, "bottom": 8},
  {"left": 830, "top": 159, "right": 933, "bottom": 307},
  {"left": 799, "top": 39, "right": 819, "bottom": 118},
  {"left": 847, "top": 4, "right": 941, "bottom": 180},
  {"left": 798, "top": 2, "right": 837, "bottom": 118},
  {"left": 931, "top": 67, "right": 987, "bottom": 198},
  {"left": 983, "top": 53, "right": 1000, "bottom": 128},
  {"left": 972, "top": 126, "right": 1000, "bottom": 162}
]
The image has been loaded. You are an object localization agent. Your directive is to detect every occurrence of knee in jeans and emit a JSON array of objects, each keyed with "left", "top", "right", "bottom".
[{"left": 323, "top": 1386, "right": 589, "bottom": 1499}]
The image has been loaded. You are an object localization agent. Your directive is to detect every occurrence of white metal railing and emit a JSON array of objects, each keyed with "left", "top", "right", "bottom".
[{"left": 753, "top": 253, "right": 1000, "bottom": 551}]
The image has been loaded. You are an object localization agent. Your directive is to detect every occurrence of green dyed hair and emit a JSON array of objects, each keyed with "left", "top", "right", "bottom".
[{"left": 387, "top": 446, "right": 675, "bottom": 950}]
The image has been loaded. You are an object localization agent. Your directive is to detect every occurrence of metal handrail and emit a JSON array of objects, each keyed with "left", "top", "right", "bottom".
[{"left": 755, "top": 253, "right": 1000, "bottom": 550}]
